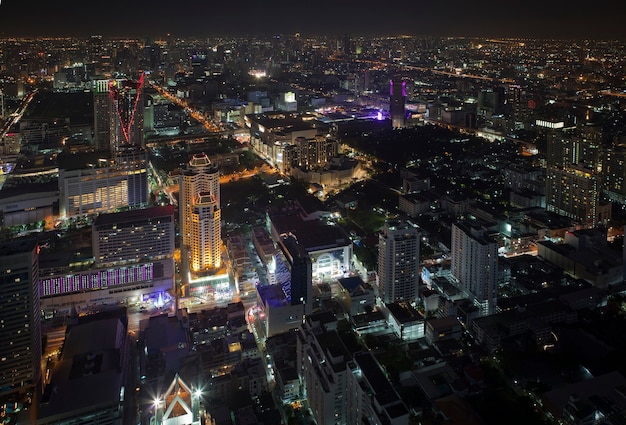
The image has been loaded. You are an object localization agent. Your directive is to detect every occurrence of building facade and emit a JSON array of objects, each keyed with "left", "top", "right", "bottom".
[
  {"left": 377, "top": 221, "right": 420, "bottom": 305},
  {"left": 390, "top": 80, "right": 406, "bottom": 129},
  {"left": 180, "top": 154, "right": 221, "bottom": 272},
  {"left": 92, "top": 205, "right": 175, "bottom": 266},
  {"left": 58, "top": 149, "right": 149, "bottom": 219},
  {"left": 451, "top": 221, "right": 498, "bottom": 315},
  {"left": 0, "top": 238, "right": 41, "bottom": 398},
  {"left": 93, "top": 76, "right": 145, "bottom": 153}
]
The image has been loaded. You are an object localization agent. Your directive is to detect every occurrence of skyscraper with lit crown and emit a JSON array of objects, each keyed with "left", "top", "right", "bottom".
[
  {"left": 390, "top": 79, "right": 406, "bottom": 129},
  {"left": 180, "top": 153, "right": 221, "bottom": 271}
]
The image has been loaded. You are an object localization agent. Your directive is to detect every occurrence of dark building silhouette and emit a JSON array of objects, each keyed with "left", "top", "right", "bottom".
[
  {"left": 279, "top": 234, "right": 312, "bottom": 315},
  {"left": 390, "top": 79, "right": 406, "bottom": 129}
]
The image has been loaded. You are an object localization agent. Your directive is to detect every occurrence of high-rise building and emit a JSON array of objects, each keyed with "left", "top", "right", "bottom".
[
  {"left": 390, "top": 79, "right": 406, "bottom": 129},
  {"left": 92, "top": 79, "right": 112, "bottom": 151},
  {"left": 451, "top": 221, "right": 498, "bottom": 315},
  {"left": 297, "top": 315, "right": 355, "bottom": 425},
  {"left": 93, "top": 75, "right": 145, "bottom": 153},
  {"left": 546, "top": 165, "right": 610, "bottom": 226},
  {"left": 190, "top": 192, "right": 221, "bottom": 272},
  {"left": 377, "top": 221, "right": 420, "bottom": 305},
  {"left": 114, "top": 146, "right": 150, "bottom": 207},
  {"left": 544, "top": 124, "right": 608, "bottom": 227},
  {"left": 297, "top": 313, "right": 409, "bottom": 425},
  {"left": 0, "top": 238, "right": 41, "bottom": 398},
  {"left": 604, "top": 145, "right": 626, "bottom": 203},
  {"left": 180, "top": 153, "right": 221, "bottom": 272},
  {"left": 279, "top": 234, "right": 312, "bottom": 315}
]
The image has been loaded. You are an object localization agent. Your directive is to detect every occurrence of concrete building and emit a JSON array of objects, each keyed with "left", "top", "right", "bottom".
[
  {"left": 58, "top": 149, "right": 149, "bottom": 219},
  {"left": 92, "top": 205, "right": 175, "bottom": 267},
  {"left": 348, "top": 352, "right": 409, "bottom": 425},
  {"left": 256, "top": 284, "right": 304, "bottom": 338},
  {"left": 0, "top": 238, "right": 41, "bottom": 398},
  {"left": 546, "top": 166, "right": 610, "bottom": 227},
  {"left": 37, "top": 316, "right": 128, "bottom": 425},
  {"left": 451, "top": 222, "right": 498, "bottom": 315},
  {"left": 268, "top": 203, "right": 352, "bottom": 282},
  {"left": 297, "top": 314, "right": 355, "bottom": 425},
  {"left": 385, "top": 302, "right": 425, "bottom": 341},
  {"left": 297, "top": 313, "right": 409, "bottom": 425},
  {"left": 377, "top": 221, "right": 420, "bottom": 305},
  {"left": 40, "top": 206, "right": 175, "bottom": 313},
  {"left": 336, "top": 275, "right": 376, "bottom": 316},
  {"left": 0, "top": 182, "right": 57, "bottom": 229}
]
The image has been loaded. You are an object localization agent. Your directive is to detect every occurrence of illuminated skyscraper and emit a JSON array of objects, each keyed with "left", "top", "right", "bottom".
[
  {"left": 377, "top": 221, "right": 420, "bottom": 304},
  {"left": 0, "top": 238, "right": 41, "bottom": 398},
  {"left": 88, "top": 76, "right": 149, "bottom": 216},
  {"left": 93, "top": 74, "right": 145, "bottom": 153},
  {"left": 190, "top": 192, "right": 221, "bottom": 271},
  {"left": 180, "top": 153, "right": 221, "bottom": 271},
  {"left": 109, "top": 76, "right": 145, "bottom": 151},
  {"left": 389, "top": 79, "right": 406, "bottom": 129}
]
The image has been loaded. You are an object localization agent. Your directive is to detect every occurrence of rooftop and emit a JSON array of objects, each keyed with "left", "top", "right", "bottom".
[{"left": 93, "top": 205, "right": 174, "bottom": 227}]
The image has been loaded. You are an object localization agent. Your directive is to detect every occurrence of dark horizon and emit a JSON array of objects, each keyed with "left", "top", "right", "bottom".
[{"left": 1, "top": 0, "right": 626, "bottom": 40}]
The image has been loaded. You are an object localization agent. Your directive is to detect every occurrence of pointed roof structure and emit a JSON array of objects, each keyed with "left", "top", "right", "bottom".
[{"left": 160, "top": 373, "right": 197, "bottom": 425}]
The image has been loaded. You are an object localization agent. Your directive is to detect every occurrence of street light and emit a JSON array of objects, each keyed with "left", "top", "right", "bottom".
[{"left": 152, "top": 397, "right": 162, "bottom": 424}]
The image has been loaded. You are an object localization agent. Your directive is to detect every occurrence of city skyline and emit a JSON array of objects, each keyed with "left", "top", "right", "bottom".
[{"left": 0, "top": 0, "right": 625, "bottom": 39}]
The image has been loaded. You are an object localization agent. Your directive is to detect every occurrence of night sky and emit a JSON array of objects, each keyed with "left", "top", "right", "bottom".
[{"left": 0, "top": 0, "right": 625, "bottom": 39}]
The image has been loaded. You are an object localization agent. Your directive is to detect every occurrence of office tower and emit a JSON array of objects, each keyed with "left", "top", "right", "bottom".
[
  {"left": 377, "top": 221, "right": 420, "bottom": 305},
  {"left": 477, "top": 87, "right": 505, "bottom": 116},
  {"left": 279, "top": 234, "right": 312, "bottom": 315},
  {"left": 92, "top": 79, "right": 112, "bottom": 151},
  {"left": 451, "top": 221, "right": 497, "bottom": 315},
  {"left": 92, "top": 205, "right": 175, "bottom": 266},
  {"left": 180, "top": 154, "right": 221, "bottom": 272},
  {"left": 93, "top": 74, "right": 145, "bottom": 153},
  {"left": 389, "top": 79, "right": 406, "bottom": 129},
  {"left": 0, "top": 238, "right": 41, "bottom": 398}
]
